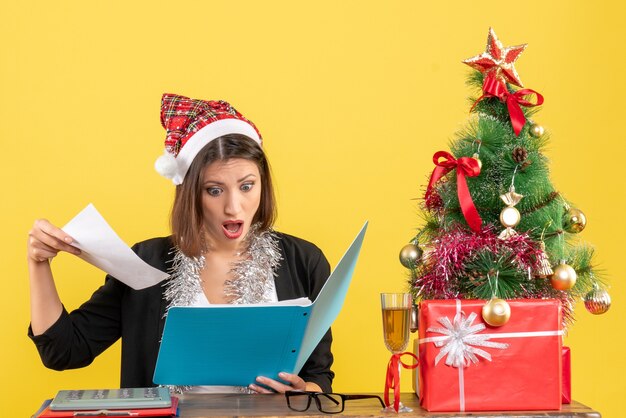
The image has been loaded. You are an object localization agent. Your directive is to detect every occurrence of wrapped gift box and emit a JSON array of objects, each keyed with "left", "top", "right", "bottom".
[
  {"left": 416, "top": 299, "right": 562, "bottom": 412},
  {"left": 562, "top": 346, "right": 571, "bottom": 404}
]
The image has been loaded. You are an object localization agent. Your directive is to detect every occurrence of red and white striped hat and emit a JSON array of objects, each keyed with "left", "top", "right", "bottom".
[{"left": 155, "top": 93, "right": 262, "bottom": 185}]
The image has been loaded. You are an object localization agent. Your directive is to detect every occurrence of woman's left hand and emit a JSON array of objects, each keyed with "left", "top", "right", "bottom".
[{"left": 249, "top": 372, "right": 321, "bottom": 394}]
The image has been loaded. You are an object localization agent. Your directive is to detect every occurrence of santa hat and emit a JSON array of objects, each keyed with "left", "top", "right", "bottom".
[{"left": 155, "top": 93, "right": 262, "bottom": 185}]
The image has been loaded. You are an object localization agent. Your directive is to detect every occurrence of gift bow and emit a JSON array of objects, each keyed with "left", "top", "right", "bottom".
[
  {"left": 426, "top": 311, "right": 509, "bottom": 368},
  {"left": 473, "top": 75, "right": 544, "bottom": 136},
  {"left": 384, "top": 352, "right": 418, "bottom": 412},
  {"left": 425, "top": 151, "right": 482, "bottom": 232}
]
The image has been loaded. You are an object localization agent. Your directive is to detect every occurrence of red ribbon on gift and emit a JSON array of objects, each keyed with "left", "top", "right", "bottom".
[
  {"left": 473, "top": 75, "right": 544, "bottom": 136},
  {"left": 384, "top": 352, "right": 418, "bottom": 412},
  {"left": 425, "top": 151, "right": 482, "bottom": 232}
]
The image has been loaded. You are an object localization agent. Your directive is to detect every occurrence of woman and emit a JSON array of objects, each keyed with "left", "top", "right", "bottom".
[{"left": 27, "top": 93, "right": 334, "bottom": 393}]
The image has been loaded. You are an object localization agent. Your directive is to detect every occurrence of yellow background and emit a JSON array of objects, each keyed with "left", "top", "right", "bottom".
[{"left": 1, "top": 1, "right": 624, "bottom": 416}]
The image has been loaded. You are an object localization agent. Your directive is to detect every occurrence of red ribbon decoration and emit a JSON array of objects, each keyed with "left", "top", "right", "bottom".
[
  {"left": 425, "top": 151, "right": 482, "bottom": 232},
  {"left": 473, "top": 74, "right": 544, "bottom": 136},
  {"left": 384, "top": 352, "right": 418, "bottom": 412}
]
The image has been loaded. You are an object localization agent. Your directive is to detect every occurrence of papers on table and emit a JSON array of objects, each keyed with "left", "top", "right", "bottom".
[{"left": 62, "top": 204, "right": 169, "bottom": 290}]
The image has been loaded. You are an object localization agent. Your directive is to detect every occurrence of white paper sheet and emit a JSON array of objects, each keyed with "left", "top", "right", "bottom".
[{"left": 62, "top": 204, "right": 169, "bottom": 290}]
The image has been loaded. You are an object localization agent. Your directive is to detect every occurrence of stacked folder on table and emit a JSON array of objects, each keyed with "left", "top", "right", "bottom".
[{"left": 33, "top": 388, "right": 178, "bottom": 417}]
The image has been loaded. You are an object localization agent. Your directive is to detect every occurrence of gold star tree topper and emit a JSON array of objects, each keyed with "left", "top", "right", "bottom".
[{"left": 463, "top": 28, "right": 527, "bottom": 87}]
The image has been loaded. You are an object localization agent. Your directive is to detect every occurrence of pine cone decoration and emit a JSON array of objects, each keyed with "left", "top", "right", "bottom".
[{"left": 512, "top": 147, "right": 528, "bottom": 164}]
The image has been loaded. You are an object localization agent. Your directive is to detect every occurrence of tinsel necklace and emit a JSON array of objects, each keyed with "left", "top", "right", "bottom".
[{"left": 163, "top": 224, "right": 283, "bottom": 311}]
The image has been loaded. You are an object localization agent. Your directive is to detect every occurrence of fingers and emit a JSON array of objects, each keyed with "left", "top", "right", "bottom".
[
  {"left": 276, "top": 372, "right": 307, "bottom": 391},
  {"left": 249, "top": 373, "right": 306, "bottom": 394},
  {"left": 248, "top": 382, "right": 274, "bottom": 394},
  {"left": 28, "top": 219, "right": 80, "bottom": 262}
]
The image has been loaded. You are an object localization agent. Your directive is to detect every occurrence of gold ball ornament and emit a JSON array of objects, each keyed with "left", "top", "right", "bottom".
[
  {"left": 584, "top": 287, "right": 611, "bottom": 315},
  {"left": 550, "top": 262, "right": 577, "bottom": 290},
  {"left": 399, "top": 244, "right": 423, "bottom": 268},
  {"left": 482, "top": 298, "right": 511, "bottom": 327},
  {"left": 529, "top": 123, "right": 545, "bottom": 138},
  {"left": 563, "top": 207, "right": 587, "bottom": 233},
  {"left": 500, "top": 206, "right": 521, "bottom": 228},
  {"left": 472, "top": 153, "right": 482, "bottom": 170},
  {"left": 421, "top": 244, "right": 436, "bottom": 268}
]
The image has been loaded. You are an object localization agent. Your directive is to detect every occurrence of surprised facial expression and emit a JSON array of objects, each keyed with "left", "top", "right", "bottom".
[{"left": 200, "top": 158, "right": 262, "bottom": 251}]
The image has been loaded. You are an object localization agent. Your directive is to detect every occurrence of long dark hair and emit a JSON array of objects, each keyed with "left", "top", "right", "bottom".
[{"left": 171, "top": 134, "right": 276, "bottom": 257}]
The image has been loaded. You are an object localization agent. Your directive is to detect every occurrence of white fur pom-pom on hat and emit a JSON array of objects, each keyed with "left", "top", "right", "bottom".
[{"left": 154, "top": 151, "right": 179, "bottom": 182}]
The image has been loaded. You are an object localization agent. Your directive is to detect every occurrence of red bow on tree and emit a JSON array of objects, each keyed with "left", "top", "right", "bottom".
[
  {"left": 425, "top": 151, "right": 482, "bottom": 232},
  {"left": 474, "top": 74, "right": 544, "bottom": 136}
]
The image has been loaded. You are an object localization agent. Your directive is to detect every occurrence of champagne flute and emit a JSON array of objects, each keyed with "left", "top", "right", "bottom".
[{"left": 381, "top": 293, "right": 412, "bottom": 413}]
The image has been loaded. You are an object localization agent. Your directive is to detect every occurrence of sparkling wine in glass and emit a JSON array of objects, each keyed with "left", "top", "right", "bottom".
[{"left": 381, "top": 293, "right": 412, "bottom": 413}]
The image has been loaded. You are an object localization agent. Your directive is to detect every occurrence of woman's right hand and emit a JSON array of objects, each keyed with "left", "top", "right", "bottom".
[{"left": 27, "top": 219, "right": 81, "bottom": 263}]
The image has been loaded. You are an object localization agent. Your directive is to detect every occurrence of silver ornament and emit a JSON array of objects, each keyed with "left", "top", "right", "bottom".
[
  {"left": 399, "top": 243, "right": 423, "bottom": 268},
  {"left": 584, "top": 287, "right": 611, "bottom": 315}
]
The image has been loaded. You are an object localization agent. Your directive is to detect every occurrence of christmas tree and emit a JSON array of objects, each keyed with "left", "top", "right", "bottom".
[{"left": 401, "top": 28, "right": 611, "bottom": 327}]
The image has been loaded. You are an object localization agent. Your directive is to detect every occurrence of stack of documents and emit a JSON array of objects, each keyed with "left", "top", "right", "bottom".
[{"left": 34, "top": 388, "right": 178, "bottom": 417}]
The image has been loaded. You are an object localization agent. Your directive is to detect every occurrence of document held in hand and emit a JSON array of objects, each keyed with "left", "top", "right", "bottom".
[
  {"left": 62, "top": 204, "right": 169, "bottom": 290},
  {"left": 153, "top": 221, "right": 368, "bottom": 386}
]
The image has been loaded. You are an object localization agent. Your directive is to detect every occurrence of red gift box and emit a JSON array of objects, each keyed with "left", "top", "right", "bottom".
[
  {"left": 562, "top": 346, "right": 571, "bottom": 404},
  {"left": 417, "top": 299, "right": 563, "bottom": 412}
]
